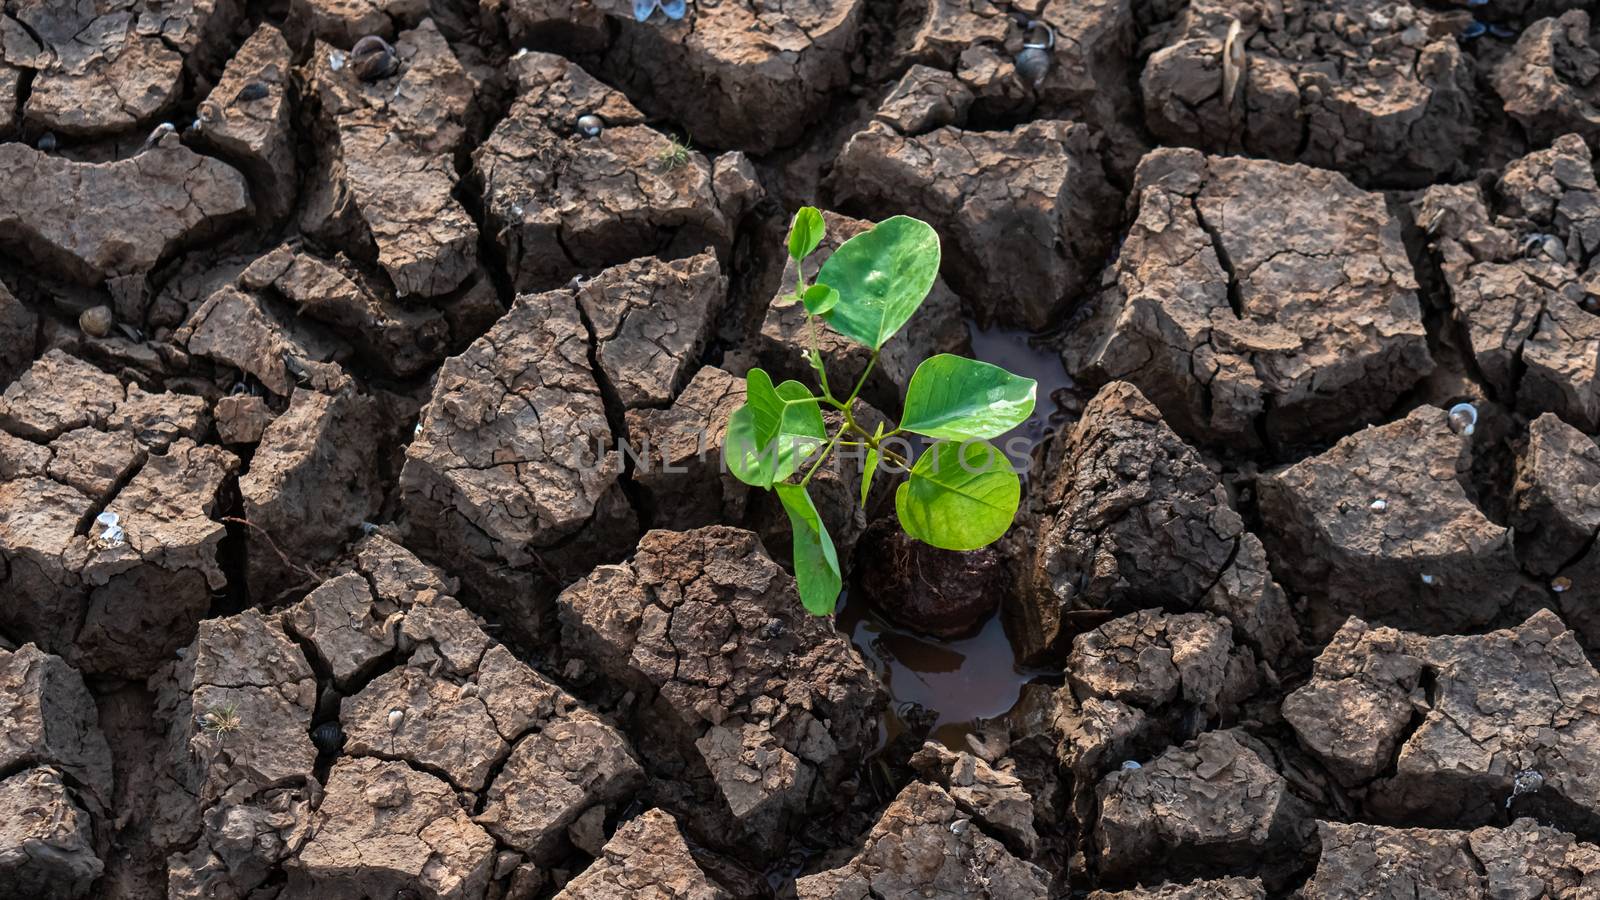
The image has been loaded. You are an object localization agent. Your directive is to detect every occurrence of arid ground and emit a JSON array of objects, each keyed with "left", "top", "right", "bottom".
[{"left": 3, "top": 0, "right": 1600, "bottom": 897}]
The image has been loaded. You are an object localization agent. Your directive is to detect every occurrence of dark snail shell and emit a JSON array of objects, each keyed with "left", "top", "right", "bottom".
[
  {"left": 311, "top": 721, "right": 345, "bottom": 753},
  {"left": 1014, "top": 47, "right": 1051, "bottom": 85},
  {"left": 351, "top": 35, "right": 400, "bottom": 82}
]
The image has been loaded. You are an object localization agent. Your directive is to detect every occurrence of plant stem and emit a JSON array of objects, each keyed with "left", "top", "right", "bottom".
[
  {"left": 800, "top": 426, "right": 845, "bottom": 486},
  {"left": 805, "top": 314, "right": 833, "bottom": 401}
]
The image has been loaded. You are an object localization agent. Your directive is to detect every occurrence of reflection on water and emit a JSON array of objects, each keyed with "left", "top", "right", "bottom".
[
  {"left": 966, "top": 323, "right": 1076, "bottom": 475},
  {"left": 839, "top": 596, "right": 1042, "bottom": 751}
]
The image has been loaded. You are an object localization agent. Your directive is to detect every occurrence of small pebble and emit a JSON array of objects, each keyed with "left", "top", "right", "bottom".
[
  {"left": 1552, "top": 576, "right": 1572, "bottom": 594},
  {"left": 79, "top": 305, "right": 114, "bottom": 338},
  {"left": 1370, "top": 498, "right": 1387, "bottom": 513},
  {"left": 948, "top": 819, "right": 970, "bottom": 836},
  {"left": 577, "top": 115, "right": 604, "bottom": 137},
  {"left": 388, "top": 708, "right": 405, "bottom": 731},
  {"left": 328, "top": 50, "right": 347, "bottom": 71},
  {"left": 1421, "top": 573, "right": 1439, "bottom": 586},
  {"left": 1447, "top": 402, "right": 1477, "bottom": 436}
]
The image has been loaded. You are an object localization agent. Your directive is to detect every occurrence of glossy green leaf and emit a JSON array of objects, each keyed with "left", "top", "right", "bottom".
[
  {"left": 816, "top": 216, "right": 941, "bottom": 351},
  {"left": 788, "top": 207, "right": 825, "bottom": 261},
  {"left": 725, "top": 369, "right": 826, "bottom": 488},
  {"left": 900, "top": 354, "right": 1038, "bottom": 441},
  {"left": 802, "top": 283, "right": 840, "bottom": 316},
  {"left": 859, "top": 422, "right": 883, "bottom": 509},
  {"left": 895, "top": 440, "right": 1020, "bottom": 551},
  {"left": 775, "top": 483, "right": 842, "bottom": 615}
]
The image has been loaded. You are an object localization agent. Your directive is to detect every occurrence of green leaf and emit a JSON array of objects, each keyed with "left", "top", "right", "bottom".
[
  {"left": 895, "top": 440, "right": 1020, "bottom": 551},
  {"left": 802, "top": 283, "right": 840, "bottom": 316},
  {"left": 775, "top": 483, "right": 841, "bottom": 615},
  {"left": 725, "top": 369, "right": 826, "bottom": 488},
  {"left": 788, "top": 207, "right": 825, "bottom": 261},
  {"left": 816, "top": 216, "right": 941, "bottom": 351},
  {"left": 900, "top": 354, "right": 1038, "bottom": 441},
  {"left": 860, "top": 422, "right": 883, "bottom": 509}
]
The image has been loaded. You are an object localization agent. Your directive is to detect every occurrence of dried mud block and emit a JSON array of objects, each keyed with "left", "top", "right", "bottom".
[
  {"left": 490, "top": 0, "right": 863, "bottom": 153},
  {"left": 1301, "top": 819, "right": 1600, "bottom": 898},
  {"left": 1287, "top": 611, "right": 1600, "bottom": 835},
  {"left": 1140, "top": 0, "right": 1478, "bottom": 187},
  {"left": 0, "top": 644, "right": 114, "bottom": 812},
  {"left": 0, "top": 143, "right": 249, "bottom": 288},
  {"left": 0, "top": 360, "right": 239, "bottom": 679},
  {"left": 290, "top": 0, "right": 424, "bottom": 44},
  {"left": 151, "top": 608, "right": 318, "bottom": 899},
  {"left": 0, "top": 350, "right": 122, "bottom": 441},
  {"left": 158, "top": 536, "right": 643, "bottom": 896},
  {"left": 576, "top": 250, "right": 725, "bottom": 411},
  {"left": 1087, "top": 879, "right": 1265, "bottom": 900},
  {"left": 1513, "top": 412, "right": 1600, "bottom": 578},
  {"left": 1053, "top": 610, "right": 1260, "bottom": 798},
  {"left": 1065, "top": 149, "right": 1431, "bottom": 448},
  {"left": 0, "top": 63, "right": 19, "bottom": 135},
  {"left": 1016, "top": 382, "right": 1299, "bottom": 666},
  {"left": 831, "top": 117, "right": 1117, "bottom": 331},
  {"left": 556, "top": 809, "right": 723, "bottom": 899},
  {"left": 1513, "top": 414, "right": 1600, "bottom": 637},
  {"left": 240, "top": 384, "right": 385, "bottom": 598},
  {"left": 1414, "top": 135, "right": 1600, "bottom": 431},
  {"left": 238, "top": 244, "right": 451, "bottom": 379},
  {"left": 107, "top": 384, "right": 209, "bottom": 452},
  {"left": 195, "top": 25, "right": 297, "bottom": 223},
  {"left": 301, "top": 20, "right": 479, "bottom": 301},
  {"left": 623, "top": 365, "right": 750, "bottom": 532},
  {"left": 474, "top": 52, "right": 749, "bottom": 293},
  {"left": 284, "top": 757, "right": 494, "bottom": 899},
  {"left": 10, "top": 0, "right": 241, "bottom": 137},
  {"left": 558, "top": 527, "right": 882, "bottom": 862},
  {"left": 794, "top": 781, "right": 1049, "bottom": 899},
  {"left": 400, "top": 290, "right": 636, "bottom": 640},
  {"left": 178, "top": 283, "right": 351, "bottom": 398},
  {"left": 0, "top": 282, "right": 37, "bottom": 388},
  {"left": 1093, "top": 729, "right": 1315, "bottom": 889},
  {"left": 892, "top": 0, "right": 1140, "bottom": 168},
  {"left": 0, "top": 767, "right": 103, "bottom": 900},
  {"left": 908, "top": 741, "right": 1038, "bottom": 857},
  {"left": 755, "top": 209, "right": 970, "bottom": 415},
  {"left": 1258, "top": 404, "right": 1524, "bottom": 638},
  {"left": 214, "top": 394, "right": 275, "bottom": 444},
  {"left": 1493, "top": 11, "right": 1600, "bottom": 150},
  {"left": 555, "top": 808, "right": 728, "bottom": 900}
]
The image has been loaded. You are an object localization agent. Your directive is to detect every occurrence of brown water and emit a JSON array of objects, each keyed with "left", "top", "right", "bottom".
[{"left": 840, "top": 598, "right": 1044, "bottom": 750}]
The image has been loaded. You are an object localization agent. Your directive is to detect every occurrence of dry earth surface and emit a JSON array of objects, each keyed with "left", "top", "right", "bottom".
[{"left": 3, "top": 0, "right": 1600, "bottom": 897}]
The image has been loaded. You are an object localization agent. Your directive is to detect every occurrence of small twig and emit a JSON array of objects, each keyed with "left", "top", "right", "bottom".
[{"left": 222, "top": 516, "right": 326, "bottom": 584}]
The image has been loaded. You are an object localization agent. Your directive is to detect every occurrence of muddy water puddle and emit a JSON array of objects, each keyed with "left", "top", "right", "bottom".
[{"left": 841, "top": 600, "right": 1047, "bottom": 750}]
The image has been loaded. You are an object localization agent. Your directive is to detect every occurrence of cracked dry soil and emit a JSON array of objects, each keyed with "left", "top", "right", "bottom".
[{"left": 6, "top": 0, "right": 1600, "bottom": 897}]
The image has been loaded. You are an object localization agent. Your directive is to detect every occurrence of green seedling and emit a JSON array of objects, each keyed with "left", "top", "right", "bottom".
[
  {"left": 201, "top": 703, "right": 242, "bottom": 735},
  {"left": 726, "top": 208, "right": 1036, "bottom": 615},
  {"left": 655, "top": 136, "right": 692, "bottom": 173}
]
